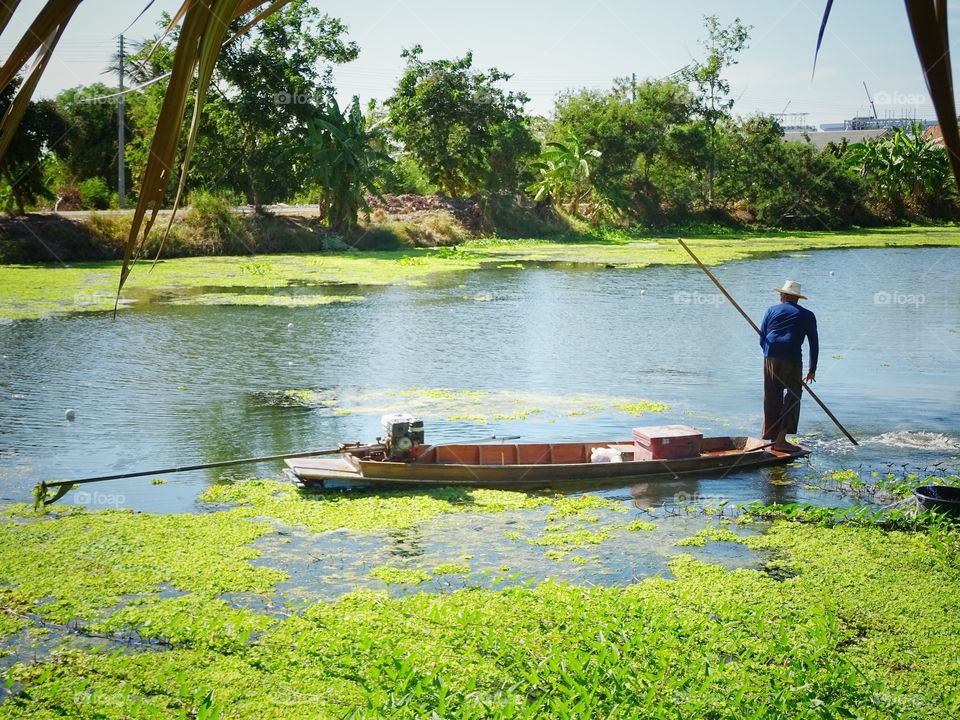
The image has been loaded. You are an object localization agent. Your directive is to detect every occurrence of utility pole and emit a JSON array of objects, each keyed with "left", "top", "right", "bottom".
[
  {"left": 117, "top": 34, "right": 126, "bottom": 209},
  {"left": 631, "top": 72, "right": 637, "bottom": 102}
]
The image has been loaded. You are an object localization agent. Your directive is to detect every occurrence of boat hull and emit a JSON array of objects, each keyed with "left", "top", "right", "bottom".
[{"left": 285, "top": 436, "right": 809, "bottom": 490}]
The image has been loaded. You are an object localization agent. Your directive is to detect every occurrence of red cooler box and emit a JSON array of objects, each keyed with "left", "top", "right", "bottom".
[{"left": 633, "top": 425, "right": 703, "bottom": 461}]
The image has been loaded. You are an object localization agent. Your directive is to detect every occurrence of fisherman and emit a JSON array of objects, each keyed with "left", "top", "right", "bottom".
[{"left": 759, "top": 280, "right": 818, "bottom": 452}]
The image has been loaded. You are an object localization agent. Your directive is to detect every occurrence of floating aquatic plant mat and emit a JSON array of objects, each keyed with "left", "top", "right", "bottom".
[
  {"left": 1, "top": 479, "right": 959, "bottom": 718},
  {"left": 162, "top": 292, "right": 365, "bottom": 307},
  {"left": 4, "top": 227, "right": 960, "bottom": 320},
  {"left": 250, "top": 386, "right": 669, "bottom": 423}
]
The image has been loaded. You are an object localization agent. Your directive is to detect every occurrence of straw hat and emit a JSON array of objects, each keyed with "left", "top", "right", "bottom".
[{"left": 773, "top": 280, "right": 806, "bottom": 299}]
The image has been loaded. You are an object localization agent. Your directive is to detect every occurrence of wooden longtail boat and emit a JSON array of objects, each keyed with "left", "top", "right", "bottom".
[{"left": 284, "top": 436, "right": 809, "bottom": 489}]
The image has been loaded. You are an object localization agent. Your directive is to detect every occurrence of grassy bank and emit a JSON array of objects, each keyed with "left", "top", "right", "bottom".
[
  {"left": 0, "top": 194, "right": 556, "bottom": 265},
  {"left": 0, "top": 481, "right": 958, "bottom": 718},
  {"left": 1, "top": 225, "right": 959, "bottom": 321}
]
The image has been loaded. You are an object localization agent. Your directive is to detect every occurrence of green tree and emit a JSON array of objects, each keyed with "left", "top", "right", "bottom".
[
  {"left": 553, "top": 80, "right": 690, "bottom": 184},
  {"left": 550, "top": 79, "right": 692, "bottom": 219},
  {"left": 307, "top": 96, "right": 391, "bottom": 231},
  {"left": 386, "top": 46, "right": 537, "bottom": 198},
  {"left": 53, "top": 84, "right": 125, "bottom": 195},
  {"left": 0, "top": 80, "right": 66, "bottom": 214},
  {"left": 128, "top": 2, "right": 358, "bottom": 208},
  {"left": 363, "top": 99, "right": 434, "bottom": 195},
  {"left": 648, "top": 122, "right": 710, "bottom": 218},
  {"left": 681, "top": 15, "right": 750, "bottom": 205},
  {"left": 199, "top": 3, "right": 357, "bottom": 207},
  {"left": 719, "top": 116, "right": 865, "bottom": 228}
]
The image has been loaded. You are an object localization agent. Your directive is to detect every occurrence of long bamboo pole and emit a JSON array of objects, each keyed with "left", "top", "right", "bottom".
[
  {"left": 677, "top": 238, "right": 859, "bottom": 447},
  {"left": 35, "top": 445, "right": 374, "bottom": 506}
]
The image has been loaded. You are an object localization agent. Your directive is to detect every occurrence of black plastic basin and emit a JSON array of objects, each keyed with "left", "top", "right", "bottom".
[{"left": 914, "top": 485, "right": 960, "bottom": 517}]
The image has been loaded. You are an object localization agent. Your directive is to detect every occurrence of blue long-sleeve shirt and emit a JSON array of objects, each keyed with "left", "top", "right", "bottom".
[{"left": 759, "top": 301, "right": 818, "bottom": 372}]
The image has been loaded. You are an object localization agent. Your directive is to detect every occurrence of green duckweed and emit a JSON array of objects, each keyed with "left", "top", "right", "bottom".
[
  {"left": 88, "top": 595, "right": 276, "bottom": 653},
  {"left": 676, "top": 525, "right": 744, "bottom": 547},
  {"left": 164, "top": 293, "right": 364, "bottom": 307},
  {"left": 199, "top": 481, "right": 545, "bottom": 533},
  {"left": 0, "top": 518, "right": 956, "bottom": 717},
  {"left": 4, "top": 227, "right": 960, "bottom": 320},
  {"left": 370, "top": 566, "right": 432, "bottom": 586},
  {"left": 255, "top": 386, "right": 668, "bottom": 425},
  {"left": 1, "top": 486, "right": 958, "bottom": 718},
  {"left": 611, "top": 401, "right": 671, "bottom": 415},
  {"left": 0, "top": 507, "right": 284, "bottom": 625}
]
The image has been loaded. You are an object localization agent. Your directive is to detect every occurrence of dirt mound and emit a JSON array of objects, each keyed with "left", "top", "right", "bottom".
[{"left": 367, "top": 193, "right": 484, "bottom": 232}]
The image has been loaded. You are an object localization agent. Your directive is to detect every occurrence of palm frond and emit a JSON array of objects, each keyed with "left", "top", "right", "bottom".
[
  {"left": 0, "top": 0, "right": 291, "bottom": 296},
  {"left": 230, "top": 0, "right": 289, "bottom": 39},
  {"left": 0, "top": 2, "right": 79, "bottom": 162},
  {"left": 0, "top": 0, "right": 81, "bottom": 91},
  {"left": 812, "top": 0, "right": 833, "bottom": 79},
  {"left": 155, "top": 0, "right": 244, "bottom": 264},
  {"left": 903, "top": 0, "right": 960, "bottom": 191},
  {"left": 119, "top": 0, "right": 293, "bottom": 294},
  {"left": 0, "top": 1, "right": 23, "bottom": 36}
]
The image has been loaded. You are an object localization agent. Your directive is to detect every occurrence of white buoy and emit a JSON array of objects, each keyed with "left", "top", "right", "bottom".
[
  {"left": 287, "top": 322, "right": 294, "bottom": 330},
  {"left": 640, "top": 289, "right": 646, "bottom": 295},
  {"left": 65, "top": 408, "right": 76, "bottom": 421},
  {"left": 829, "top": 271, "right": 835, "bottom": 276}
]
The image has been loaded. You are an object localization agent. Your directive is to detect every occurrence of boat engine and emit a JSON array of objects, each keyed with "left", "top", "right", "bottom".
[{"left": 380, "top": 413, "right": 425, "bottom": 461}]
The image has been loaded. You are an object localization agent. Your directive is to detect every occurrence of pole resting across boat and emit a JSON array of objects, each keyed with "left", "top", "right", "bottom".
[{"left": 33, "top": 445, "right": 368, "bottom": 508}]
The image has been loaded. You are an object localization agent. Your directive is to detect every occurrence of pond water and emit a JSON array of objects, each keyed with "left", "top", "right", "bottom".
[{"left": 0, "top": 246, "right": 958, "bottom": 514}]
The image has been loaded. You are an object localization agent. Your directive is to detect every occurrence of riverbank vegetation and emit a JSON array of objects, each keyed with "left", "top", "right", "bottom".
[
  {"left": 1, "top": 476, "right": 958, "bottom": 718},
  {"left": 1, "top": 225, "right": 958, "bottom": 321},
  {"left": 2, "top": 9, "right": 958, "bottom": 253}
]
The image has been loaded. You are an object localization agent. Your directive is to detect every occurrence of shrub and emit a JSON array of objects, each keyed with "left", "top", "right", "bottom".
[
  {"left": 78, "top": 177, "right": 111, "bottom": 210},
  {"left": 180, "top": 191, "right": 252, "bottom": 255},
  {"left": 377, "top": 154, "right": 436, "bottom": 196},
  {"left": 352, "top": 212, "right": 469, "bottom": 249}
]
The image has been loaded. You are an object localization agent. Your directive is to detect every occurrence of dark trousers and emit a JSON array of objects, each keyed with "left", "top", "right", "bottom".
[{"left": 762, "top": 357, "right": 803, "bottom": 439}]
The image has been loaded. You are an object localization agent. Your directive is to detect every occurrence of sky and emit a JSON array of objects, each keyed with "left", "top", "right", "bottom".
[{"left": 2, "top": 0, "right": 955, "bottom": 129}]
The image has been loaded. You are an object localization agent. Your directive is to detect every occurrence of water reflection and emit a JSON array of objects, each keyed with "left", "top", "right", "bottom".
[{"left": 386, "top": 526, "right": 426, "bottom": 559}]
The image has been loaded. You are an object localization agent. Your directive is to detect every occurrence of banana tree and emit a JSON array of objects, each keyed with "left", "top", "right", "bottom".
[
  {"left": 526, "top": 132, "right": 601, "bottom": 214},
  {"left": 307, "top": 97, "right": 391, "bottom": 232},
  {"left": 846, "top": 124, "right": 954, "bottom": 215}
]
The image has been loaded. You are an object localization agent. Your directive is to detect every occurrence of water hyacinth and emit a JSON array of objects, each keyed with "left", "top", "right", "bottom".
[{"left": 0, "top": 476, "right": 958, "bottom": 717}]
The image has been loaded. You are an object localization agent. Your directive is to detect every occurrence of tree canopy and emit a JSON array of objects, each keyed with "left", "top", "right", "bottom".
[{"left": 386, "top": 46, "right": 537, "bottom": 198}]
